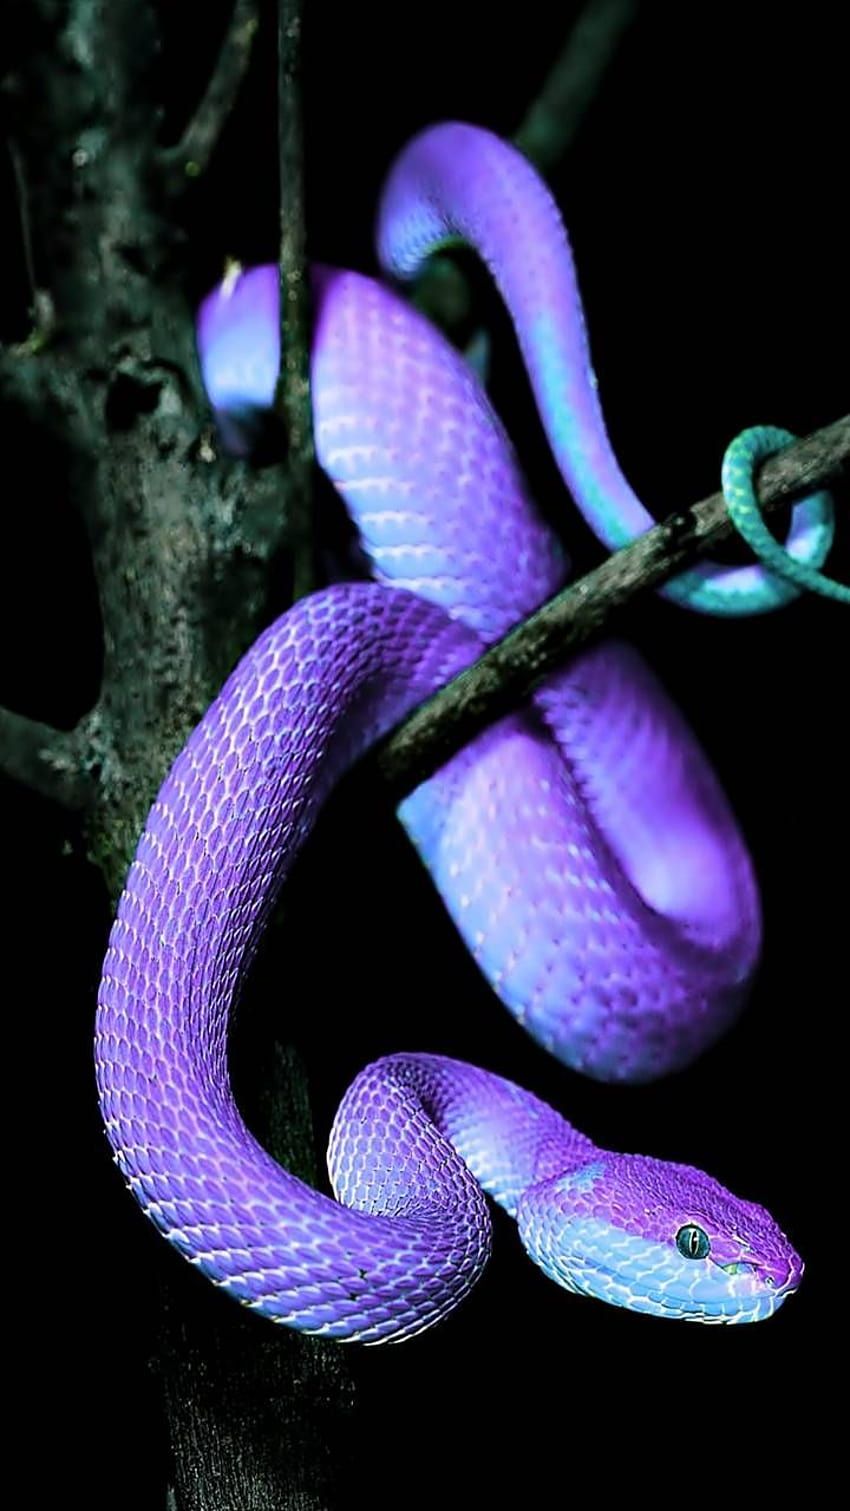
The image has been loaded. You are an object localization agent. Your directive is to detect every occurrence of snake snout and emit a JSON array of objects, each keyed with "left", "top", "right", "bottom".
[
  {"left": 720, "top": 1243, "right": 803, "bottom": 1297},
  {"left": 760, "top": 1250, "right": 804, "bottom": 1294}
]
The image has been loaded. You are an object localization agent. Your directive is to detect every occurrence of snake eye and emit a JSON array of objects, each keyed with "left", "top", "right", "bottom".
[{"left": 676, "top": 1224, "right": 710, "bottom": 1260}]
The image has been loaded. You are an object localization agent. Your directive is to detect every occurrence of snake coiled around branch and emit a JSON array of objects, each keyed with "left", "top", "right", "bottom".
[{"left": 95, "top": 123, "right": 818, "bottom": 1339}]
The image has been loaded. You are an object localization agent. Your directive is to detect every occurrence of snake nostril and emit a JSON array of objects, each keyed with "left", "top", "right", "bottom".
[{"left": 758, "top": 1254, "right": 801, "bottom": 1292}]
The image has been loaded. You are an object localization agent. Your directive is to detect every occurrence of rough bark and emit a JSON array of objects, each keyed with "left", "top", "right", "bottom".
[{"left": 2, "top": 2, "right": 351, "bottom": 1505}]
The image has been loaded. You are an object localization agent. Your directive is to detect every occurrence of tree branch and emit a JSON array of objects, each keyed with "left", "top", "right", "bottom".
[
  {"left": 160, "top": 0, "right": 260, "bottom": 191},
  {"left": 0, "top": 708, "right": 91, "bottom": 809},
  {"left": 412, "top": 0, "right": 635, "bottom": 337},
  {"left": 276, "top": 0, "right": 314, "bottom": 600},
  {"left": 375, "top": 416, "right": 849, "bottom": 800},
  {"left": 515, "top": 0, "right": 637, "bottom": 168},
  {"left": 4, "top": 5, "right": 352, "bottom": 1502}
]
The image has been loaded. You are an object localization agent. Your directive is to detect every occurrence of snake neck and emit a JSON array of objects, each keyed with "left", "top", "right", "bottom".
[{"left": 330, "top": 1054, "right": 598, "bottom": 1222}]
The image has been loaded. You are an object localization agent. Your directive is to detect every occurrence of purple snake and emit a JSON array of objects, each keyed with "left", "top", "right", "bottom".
[{"left": 95, "top": 123, "right": 809, "bottom": 1340}]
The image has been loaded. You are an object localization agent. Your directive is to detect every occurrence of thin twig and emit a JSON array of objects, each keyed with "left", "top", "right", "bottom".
[
  {"left": 160, "top": 0, "right": 260, "bottom": 190},
  {"left": 413, "top": 0, "right": 636, "bottom": 340},
  {"left": 6, "top": 136, "right": 54, "bottom": 338},
  {"left": 7, "top": 137, "right": 38, "bottom": 300},
  {"left": 374, "top": 416, "right": 849, "bottom": 801},
  {"left": 275, "top": 0, "right": 314, "bottom": 599},
  {"left": 4, "top": 138, "right": 55, "bottom": 345},
  {"left": 515, "top": 0, "right": 638, "bottom": 168}
]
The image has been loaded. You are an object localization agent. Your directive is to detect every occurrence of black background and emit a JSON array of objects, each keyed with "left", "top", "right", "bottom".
[{"left": 2, "top": 2, "right": 844, "bottom": 1504}]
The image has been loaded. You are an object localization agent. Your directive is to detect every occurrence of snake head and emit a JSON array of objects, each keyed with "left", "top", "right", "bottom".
[
  {"left": 516, "top": 1153, "right": 803, "bottom": 1323},
  {"left": 196, "top": 262, "right": 281, "bottom": 455}
]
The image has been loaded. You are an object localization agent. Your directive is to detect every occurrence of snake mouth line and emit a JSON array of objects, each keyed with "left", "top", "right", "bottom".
[
  {"left": 571, "top": 1255, "right": 799, "bottom": 1320},
  {"left": 717, "top": 1259, "right": 802, "bottom": 1294}
]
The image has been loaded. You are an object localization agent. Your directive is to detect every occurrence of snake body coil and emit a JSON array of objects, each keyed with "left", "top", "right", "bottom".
[{"left": 95, "top": 124, "right": 810, "bottom": 1337}]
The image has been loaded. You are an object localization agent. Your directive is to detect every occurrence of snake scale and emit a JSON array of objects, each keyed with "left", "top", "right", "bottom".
[{"left": 94, "top": 123, "right": 837, "bottom": 1339}]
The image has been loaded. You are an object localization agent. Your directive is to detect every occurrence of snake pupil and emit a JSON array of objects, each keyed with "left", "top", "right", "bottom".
[{"left": 676, "top": 1224, "right": 710, "bottom": 1260}]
